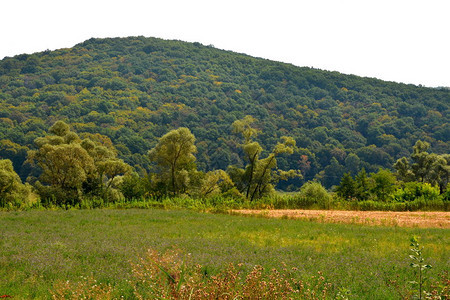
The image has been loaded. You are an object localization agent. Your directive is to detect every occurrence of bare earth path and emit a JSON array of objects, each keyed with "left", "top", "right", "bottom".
[{"left": 234, "top": 210, "right": 450, "bottom": 228}]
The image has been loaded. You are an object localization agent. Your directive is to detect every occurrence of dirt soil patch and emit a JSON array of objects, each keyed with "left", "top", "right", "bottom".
[{"left": 234, "top": 209, "right": 450, "bottom": 228}]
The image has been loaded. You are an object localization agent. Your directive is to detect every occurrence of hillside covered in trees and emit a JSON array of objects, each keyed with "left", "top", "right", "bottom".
[{"left": 0, "top": 36, "right": 449, "bottom": 189}]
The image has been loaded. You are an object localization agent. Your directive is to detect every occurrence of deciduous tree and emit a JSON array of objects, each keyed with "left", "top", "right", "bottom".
[
  {"left": 370, "top": 169, "right": 397, "bottom": 201},
  {"left": 230, "top": 116, "right": 300, "bottom": 201},
  {"left": 394, "top": 140, "right": 450, "bottom": 192},
  {"left": 27, "top": 121, "right": 131, "bottom": 205},
  {"left": 0, "top": 159, "right": 32, "bottom": 207},
  {"left": 336, "top": 172, "right": 356, "bottom": 199},
  {"left": 148, "top": 127, "right": 197, "bottom": 196}
]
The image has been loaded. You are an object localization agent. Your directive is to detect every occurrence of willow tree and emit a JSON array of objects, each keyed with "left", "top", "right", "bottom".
[
  {"left": 0, "top": 159, "right": 32, "bottom": 207},
  {"left": 27, "top": 121, "right": 130, "bottom": 205},
  {"left": 80, "top": 136, "right": 131, "bottom": 200},
  {"left": 394, "top": 140, "right": 450, "bottom": 192},
  {"left": 148, "top": 127, "right": 197, "bottom": 196},
  {"left": 27, "top": 121, "right": 94, "bottom": 204},
  {"left": 195, "top": 169, "right": 236, "bottom": 198},
  {"left": 230, "top": 116, "right": 301, "bottom": 201}
]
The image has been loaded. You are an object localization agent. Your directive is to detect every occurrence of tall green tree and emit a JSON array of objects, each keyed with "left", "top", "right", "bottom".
[
  {"left": 196, "top": 169, "right": 236, "bottom": 198},
  {"left": 27, "top": 121, "right": 95, "bottom": 204},
  {"left": 393, "top": 157, "right": 414, "bottom": 182},
  {"left": 80, "top": 137, "right": 131, "bottom": 200},
  {"left": 231, "top": 115, "right": 261, "bottom": 198},
  {"left": 148, "top": 127, "right": 197, "bottom": 196},
  {"left": 230, "top": 116, "right": 300, "bottom": 201},
  {"left": 432, "top": 154, "right": 450, "bottom": 192},
  {"left": 394, "top": 140, "right": 450, "bottom": 192},
  {"left": 320, "top": 157, "right": 345, "bottom": 188},
  {"left": 370, "top": 168, "right": 397, "bottom": 201},
  {"left": 0, "top": 159, "right": 32, "bottom": 207},
  {"left": 336, "top": 172, "right": 356, "bottom": 199},
  {"left": 354, "top": 168, "right": 370, "bottom": 200},
  {"left": 27, "top": 121, "right": 130, "bottom": 205},
  {"left": 411, "top": 140, "right": 434, "bottom": 183}
]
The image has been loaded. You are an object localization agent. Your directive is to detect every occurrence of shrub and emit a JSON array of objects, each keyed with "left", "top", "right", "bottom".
[
  {"left": 34, "top": 182, "right": 80, "bottom": 207},
  {"left": 120, "top": 173, "right": 148, "bottom": 201},
  {"left": 297, "top": 181, "right": 332, "bottom": 209},
  {"left": 0, "top": 159, "right": 35, "bottom": 208},
  {"left": 392, "top": 182, "right": 440, "bottom": 202},
  {"left": 440, "top": 184, "right": 450, "bottom": 202}
]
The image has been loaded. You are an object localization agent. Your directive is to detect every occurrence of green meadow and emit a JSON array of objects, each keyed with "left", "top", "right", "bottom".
[{"left": 1, "top": 209, "right": 448, "bottom": 299}]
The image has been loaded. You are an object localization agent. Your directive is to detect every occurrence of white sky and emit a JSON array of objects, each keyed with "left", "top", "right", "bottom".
[{"left": 1, "top": 0, "right": 449, "bottom": 87}]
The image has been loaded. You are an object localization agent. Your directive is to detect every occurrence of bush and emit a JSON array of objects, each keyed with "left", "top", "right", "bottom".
[
  {"left": 297, "top": 181, "right": 332, "bottom": 209},
  {"left": 0, "top": 159, "right": 36, "bottom": 208},
  {"left": 34, "top": 182, "right": 80, "bottom": 207},
  {"left": 392, "top": 182, "right": 440, "bottom": 202},
  {"left": 119, "top": 173, "right": 147, "bottom": 201},
  {"left": 440, "top": 184, "right": 450, "bottom": 202}
]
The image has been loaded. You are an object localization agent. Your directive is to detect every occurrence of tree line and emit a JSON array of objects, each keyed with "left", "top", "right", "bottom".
[{"left": 1, "top": 117, "right": 448, "bottom": 209}]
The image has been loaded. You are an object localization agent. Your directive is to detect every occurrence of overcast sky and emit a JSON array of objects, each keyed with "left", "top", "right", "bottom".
[{"left": 1, "top": 0, "right": 449, "bottom": 87}]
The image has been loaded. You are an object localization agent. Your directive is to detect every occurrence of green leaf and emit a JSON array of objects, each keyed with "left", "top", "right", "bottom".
[{"left": 153, "top": 261, "right": 176, "bottom": 284}]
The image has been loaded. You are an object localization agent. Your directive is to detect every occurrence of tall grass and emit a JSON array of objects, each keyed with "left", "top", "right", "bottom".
[
  {"left": 2, "top": 190, "right": 448, "bottom": 212},
  {"left": 51, "top": 247, "right": 335, "bottom": 299},
  {"left": 51, "top": 246, "right": 449, "bottom": 299}
]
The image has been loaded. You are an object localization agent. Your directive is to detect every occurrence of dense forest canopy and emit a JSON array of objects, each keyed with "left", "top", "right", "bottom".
[{"left": 0, "top": 36, "right": 449, "bottom": 189}]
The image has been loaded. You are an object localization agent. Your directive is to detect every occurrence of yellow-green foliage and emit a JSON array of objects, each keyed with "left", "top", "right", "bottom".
[
  {"left": 392, "top": 182, "right": 440, "bottom": 202},
  {"left": 0, "top": 159, "right": 34, "bottom": 207},
  {"left": 27, "top": 121, "right": 131, "bottom": 205},
  {"left": 197, "top": 169, "right": 236, "bottom": 198},
  {"left": 148, "top": 127, "right": 197, "bottom": 196},
  {"left": 298, "top": 181, "right": 332, "bottom": 209},
  {"left": 230, "top": 116, "right": 300, "bottom": 201}
]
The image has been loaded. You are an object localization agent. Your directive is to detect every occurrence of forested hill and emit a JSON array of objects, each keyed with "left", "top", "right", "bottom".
[{"left": 0, "top": 36, "right": 449, "bottom": 188}]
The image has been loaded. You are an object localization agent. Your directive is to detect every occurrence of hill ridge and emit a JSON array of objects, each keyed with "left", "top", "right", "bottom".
[{"left": 0, "top": 36, "right": 448, "bottom": 187}]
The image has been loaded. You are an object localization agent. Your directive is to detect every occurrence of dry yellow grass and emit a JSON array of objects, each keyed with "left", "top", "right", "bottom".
[{"left": 234, "top": 209, "right": 450, "bottom": 228}]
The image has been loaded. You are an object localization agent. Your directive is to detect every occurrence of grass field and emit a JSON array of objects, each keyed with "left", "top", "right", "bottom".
[{"left": 1, "top": 209, "right": 449, "bottom": 299}]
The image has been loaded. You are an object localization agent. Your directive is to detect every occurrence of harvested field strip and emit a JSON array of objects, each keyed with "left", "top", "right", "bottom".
[{"left": 234, "top": 209, "right": 450, "bottom": 228}]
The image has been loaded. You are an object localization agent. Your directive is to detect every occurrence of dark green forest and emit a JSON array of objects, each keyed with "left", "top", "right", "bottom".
[{"left": 0, "top": 36, "right": 449, "bottom": 191}]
